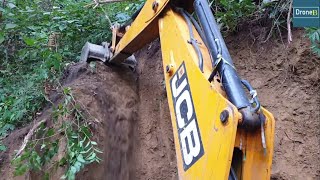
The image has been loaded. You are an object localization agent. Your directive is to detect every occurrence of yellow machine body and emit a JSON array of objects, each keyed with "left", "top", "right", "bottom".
[{"left": 102, "top": 0, "right": 275, "bottom": 179}]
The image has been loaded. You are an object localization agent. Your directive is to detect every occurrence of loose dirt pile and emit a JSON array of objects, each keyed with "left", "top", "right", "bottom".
[
  {"left": 0, "top": 29, "right": 319, "bottom": 180},
  {"left": 0, "top": 43, "right": 177, "bottom": 180},
  {"left": 227, "top": 29, "right": 319, "bottom": 179}
]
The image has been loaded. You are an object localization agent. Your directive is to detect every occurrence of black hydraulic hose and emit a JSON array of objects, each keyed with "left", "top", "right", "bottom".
[
  {"left": 178, "top": 8, "right": 204, "bottom": 72},
  {"left": 194, "top": 0, "right": 261, "bottom": 130},
  {"left": 228, "top": 167, "right": 238, "bottom": 180},
  {"left": 194, "top": 0, "right": 248, "bottom": 108},
  {"left": 183, "top": 10, "right": 209, "bottom": 50},
  {"left": 182, "top": 10, "right": 216, "bottom": 68}
]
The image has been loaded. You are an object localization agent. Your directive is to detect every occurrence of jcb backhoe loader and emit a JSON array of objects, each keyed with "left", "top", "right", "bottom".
[{"left": 81, "top": 0, "right": 275, "bottom": 179}]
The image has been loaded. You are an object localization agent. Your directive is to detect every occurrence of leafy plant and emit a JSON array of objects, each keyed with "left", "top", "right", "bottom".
[
  {"left": 1, "top": 0, "right": 142, "bottom": 177},
  {"left": 305, "top": 28, "right": 320, "bottom": 57},
  {"left": 0, "top": 0, "right": 138, "bottom": 150},
  {"left": 209, "top": 0, "right": 256, "bottom": 32},
  {"left": 60, "top": 87, "right": 102, "bottom": 180},
  {"left": 13, "top": 87, "right": 102, "bottom": 180}
]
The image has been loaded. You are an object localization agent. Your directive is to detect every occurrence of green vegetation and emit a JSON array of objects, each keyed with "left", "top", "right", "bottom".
[
  {"left": 209, "top": 0, "right": 256, "bottom": 32},
  {"left": 0, "top": 0, "right": 141, "bottom": 178},
  {"left": 12, "top": 87, "right": 102, "bottom": 179},
  {"left": 0, "top": 0, "right": 136, "bottom": 149},
  {"left": 305, "top": 28, "right": 320, "bottom": 57}
]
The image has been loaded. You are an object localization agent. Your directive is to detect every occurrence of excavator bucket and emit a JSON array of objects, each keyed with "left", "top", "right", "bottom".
[{"left": 80, "top": 42, "right": 137, "bottom": 70}]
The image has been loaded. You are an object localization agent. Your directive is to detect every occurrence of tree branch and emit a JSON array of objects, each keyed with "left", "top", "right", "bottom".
[
  {"left": 14, "top": 119, "right": 47, "bottom": 158},
  {"left": 287, "top": 0, "right": 293, "bottom": 44},
  {"left": 86, "top": 0, "right": 124, "bottom": 8}
]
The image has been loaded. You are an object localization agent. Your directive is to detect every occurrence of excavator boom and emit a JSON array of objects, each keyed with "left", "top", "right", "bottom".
[{"left": 81, "top": 0, "right": 275, "bottom": 179}]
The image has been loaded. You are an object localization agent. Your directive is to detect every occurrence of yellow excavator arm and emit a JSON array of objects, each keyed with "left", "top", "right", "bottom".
[{"left": 81, "top": 0, "right": 275, "bottom": 179}]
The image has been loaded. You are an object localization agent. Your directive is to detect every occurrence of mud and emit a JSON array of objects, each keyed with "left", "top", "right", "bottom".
[{"left": 0, "top": 29, "right": 319, "bottom": 180}]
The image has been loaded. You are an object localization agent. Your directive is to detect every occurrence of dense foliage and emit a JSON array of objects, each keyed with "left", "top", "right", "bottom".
[
  {"left": 0, "top": 0, "right": 141, "bottom": 150},
  {"left": 305, "top": 28, "right": 320, "bottom": 57},
  {"left": 209, "top": 0, "right": 256, "bottom": 32},
  {"left": 0, "top": 0, "right": 141, "bottom": 178}
]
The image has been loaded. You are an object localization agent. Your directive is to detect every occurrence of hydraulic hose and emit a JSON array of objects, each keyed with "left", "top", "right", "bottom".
[
  {"left": 178, "top": 8, "right": 204, "bottom": 72},
  {"left": 193, "top": 0, "right": 261, "bottom": 130}
]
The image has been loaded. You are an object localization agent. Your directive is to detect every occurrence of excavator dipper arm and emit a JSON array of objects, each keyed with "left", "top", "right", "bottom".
[{"left": 81, "top": 0, "right": 275, "bottom": 179}]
